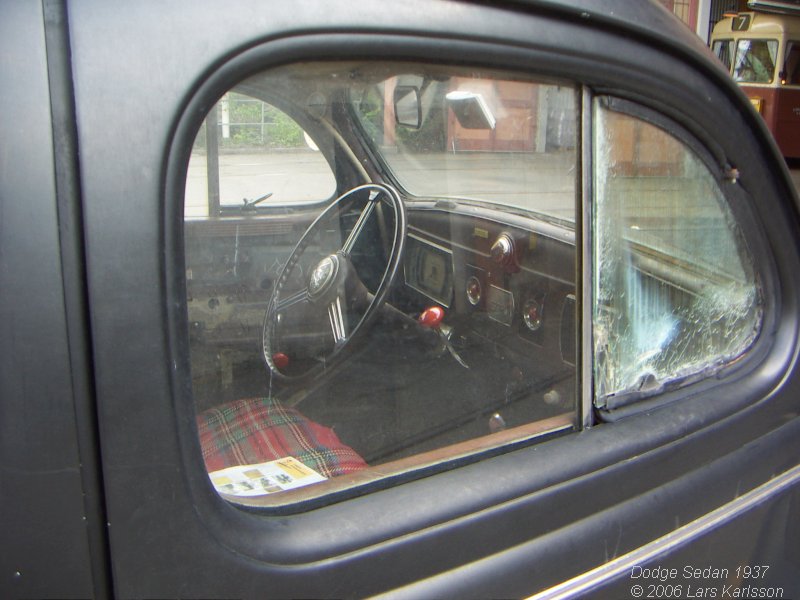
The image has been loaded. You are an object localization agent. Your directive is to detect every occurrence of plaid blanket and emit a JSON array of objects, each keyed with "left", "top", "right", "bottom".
[{"left": 197, "top": 397, "right": 367, "bottom": 478}]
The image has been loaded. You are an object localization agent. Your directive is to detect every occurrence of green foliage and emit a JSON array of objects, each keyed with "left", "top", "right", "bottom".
[
  {"left": 265, "top": 107, "right": 304, "bottom": 148},
  {"left": 396, "top": 102, "right": 446, "bottom": 152},
  {"left": 353, "top": 84, "right": 447, "bottom": 152},
  {"left": 220, "top": 94, "right": 305, "bottom": 149},
  {"left": 355, "top": 87, "right": 385, "bottom": 142}
]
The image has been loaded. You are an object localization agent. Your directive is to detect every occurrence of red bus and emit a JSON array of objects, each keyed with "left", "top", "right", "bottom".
[{"left": 711, "top": 6, "right": 800, "bottom": 158}]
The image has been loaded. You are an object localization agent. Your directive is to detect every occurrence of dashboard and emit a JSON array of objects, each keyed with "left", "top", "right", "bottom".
[
  {"left": 399, "top": 205, "right": 577, "bottom": 376},
  {"left": 183, "top": 200, "right": 578, "bottom": 418}
]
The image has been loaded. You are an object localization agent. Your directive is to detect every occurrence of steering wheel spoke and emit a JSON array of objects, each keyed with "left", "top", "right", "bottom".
[
  {"left": 341, "top": 190, "right": 379, "bottom": 256},
  {"left": 275, "top": 287, "right": 310, "bottom": 313},
  {"left": 327, "top": 296, "right": 348, "bottom": 346}
]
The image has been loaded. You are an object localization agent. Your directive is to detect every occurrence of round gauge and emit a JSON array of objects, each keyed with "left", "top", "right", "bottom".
[
  {"left": 466, "top": 276, "right": 482, "bottom": 305},
  {"left": 523, "top": 298, "right": 543, "bottom": 331}
]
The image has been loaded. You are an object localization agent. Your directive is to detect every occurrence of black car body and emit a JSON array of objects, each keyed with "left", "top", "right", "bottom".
[{"left": 2, "top": 1, "right": 800, "bottom": 598}]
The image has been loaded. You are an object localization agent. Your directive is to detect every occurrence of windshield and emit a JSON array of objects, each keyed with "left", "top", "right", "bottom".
[
  {"left": 350, "top": 69, "right": 578, "bottom": 222},
  {"left": 733, "top": 38, "right": 779, "bottom": 83}
]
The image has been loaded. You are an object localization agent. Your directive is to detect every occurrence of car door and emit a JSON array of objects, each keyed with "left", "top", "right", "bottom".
[
  {"left": 12, "top": 0, "right": 800, "bottom": 598},
  {"left": 0, "top": 2, "right": 110, "bottom": 598}
]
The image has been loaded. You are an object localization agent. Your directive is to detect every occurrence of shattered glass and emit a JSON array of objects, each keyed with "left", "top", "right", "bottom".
[{"left": 593, "top": 106, "right": 761, "bottom": 404}]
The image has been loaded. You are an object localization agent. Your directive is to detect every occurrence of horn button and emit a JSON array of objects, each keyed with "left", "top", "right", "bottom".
[{"left": 307, "top": 254, "right": 341, "bottom": 301}]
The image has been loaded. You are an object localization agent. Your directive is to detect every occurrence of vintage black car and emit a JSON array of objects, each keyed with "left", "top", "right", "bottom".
[{"left": 3, "top": 0, "right": 800, "bottom": 598}]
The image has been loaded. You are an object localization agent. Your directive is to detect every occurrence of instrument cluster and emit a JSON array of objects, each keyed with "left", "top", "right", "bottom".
[{"left": 403, "top": 209, "right": 577, "bottom": 368}]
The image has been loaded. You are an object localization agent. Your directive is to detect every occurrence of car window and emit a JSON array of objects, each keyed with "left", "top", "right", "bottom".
[
  {"left": 593, "top": 100, "right": 761, "bottom": 406},
  {"left": 183, "top": 62, "right": 579, "bottom": 506},
  {"left": 182, "top": 63, "right": 763, "bottom": 508},
  {"left": 185, "top": 92, "right": 335, "bottom": 217},
  {"left": 733, "top": 39, "right": 779, "bottom": 83},
  {"left": 783, "top": 41, "right": 800, "bottom": 85}
]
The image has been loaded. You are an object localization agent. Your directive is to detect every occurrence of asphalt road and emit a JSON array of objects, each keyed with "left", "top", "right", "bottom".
[{"left": 185, "top": 149, "right": 577, "bottom": 219}]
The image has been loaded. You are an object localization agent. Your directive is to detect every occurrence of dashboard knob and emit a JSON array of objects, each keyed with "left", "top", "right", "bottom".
[
  {"left": 523, "top": 299, "right": 543, "bottom": 331},
  {"left": 488, "top": 412, "right": 507, "bottom": 433},
  {"left": 272, "top": 352, "right": 290, "bottom": 370},
  {"left": 491, "top": 233, "right": 515, "bottom": 266},
  {"left": 466, "top": 276, "right": 482, "bottom": 305},
  {"left": 418, "top": 305, "right": 445, "bottom": 329}
]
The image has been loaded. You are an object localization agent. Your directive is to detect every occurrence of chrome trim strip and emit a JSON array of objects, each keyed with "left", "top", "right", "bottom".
[
  {"left": 528, "top": 463, "right": 800, "bottom": 600},
  {"left": 580, "top": 85, "right": 594, "bottom": 429}
]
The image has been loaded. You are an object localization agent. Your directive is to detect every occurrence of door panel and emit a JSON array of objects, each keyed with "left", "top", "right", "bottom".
[{"left": 63, "top": 1, "right": 800, "bottom": 598}]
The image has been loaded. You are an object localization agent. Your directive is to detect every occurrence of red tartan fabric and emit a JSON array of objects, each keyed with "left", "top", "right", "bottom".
[{"left": 197, "top": 397, "right": 367, "bottom": 478}]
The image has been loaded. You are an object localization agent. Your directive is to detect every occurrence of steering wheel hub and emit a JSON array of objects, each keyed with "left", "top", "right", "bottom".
[{"left": 308, "top": 254, "right": 340, "bottom": 300}]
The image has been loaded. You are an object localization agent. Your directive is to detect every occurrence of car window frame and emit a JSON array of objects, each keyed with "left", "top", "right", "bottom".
[
  {"left": 161, "top": 28, "right": 785, "bottom": 571},
  {"left": 175, "top": 61, "right": 775, "bottom": 509},
  {"left": 587, "top": 90, "right": 779, "bottom": 421}
]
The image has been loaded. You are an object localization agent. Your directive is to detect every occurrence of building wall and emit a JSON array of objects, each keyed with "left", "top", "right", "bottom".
[
  {"left": 660, "top": 0, "right": 700, "bottom": 29},
  {"left": 658, "top": 0, "right": 734, "bottom": 41}
]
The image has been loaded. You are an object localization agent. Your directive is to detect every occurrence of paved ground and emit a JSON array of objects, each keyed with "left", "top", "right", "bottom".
[
  {"left": 185, "top": 149, "right": 577, "bottom": 219},
  {"left": 186, "top": 151, "right": 800, "bottom": 218}
]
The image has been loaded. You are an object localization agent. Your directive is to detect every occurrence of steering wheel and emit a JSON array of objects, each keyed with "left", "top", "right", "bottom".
[{"left": 262, "top": 183, "right": 406, "bottom": 383}]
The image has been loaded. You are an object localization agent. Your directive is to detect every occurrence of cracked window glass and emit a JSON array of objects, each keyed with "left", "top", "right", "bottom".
[{"left": 593, "top": 103, "right": 761, "bottom": 405}]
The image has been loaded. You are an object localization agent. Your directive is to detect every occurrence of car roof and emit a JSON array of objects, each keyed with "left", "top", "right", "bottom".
[
  {"left": 463, "top": 0, "right": 734, "bottom": 94},
  {"left": 481, "top": 0, "right": 716, "bottom": 63}
]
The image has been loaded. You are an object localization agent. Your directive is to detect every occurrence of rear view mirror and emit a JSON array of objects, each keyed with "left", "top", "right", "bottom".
[
  {"left": 446, "top": 91, "right": 496, "bottom": 129},
  {"left": 394, "top": 85, "right": 422, "bottom": 129}
]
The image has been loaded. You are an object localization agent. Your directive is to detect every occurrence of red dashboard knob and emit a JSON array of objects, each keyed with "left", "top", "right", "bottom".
[
  {"left": 272, "top": 352, "right": 290, "bottom": 370},
  {"left": 418, "top": 306, "right": 445, "bottom": 329}
]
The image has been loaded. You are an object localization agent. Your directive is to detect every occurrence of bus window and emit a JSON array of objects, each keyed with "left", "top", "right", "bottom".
[
  {"left": 713, "top": 39, "right": 734, "bottom": 71},
  {"left": 784, "top": 41, "right": 800, "bottom": 85},
  {"left": 734, "top": 39, "right": 779, "bottom": 83}
]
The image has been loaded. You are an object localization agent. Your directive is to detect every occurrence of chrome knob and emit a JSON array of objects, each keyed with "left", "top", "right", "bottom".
[{"left": 491, "top": 233, "right": 515, "bottom": 266}]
